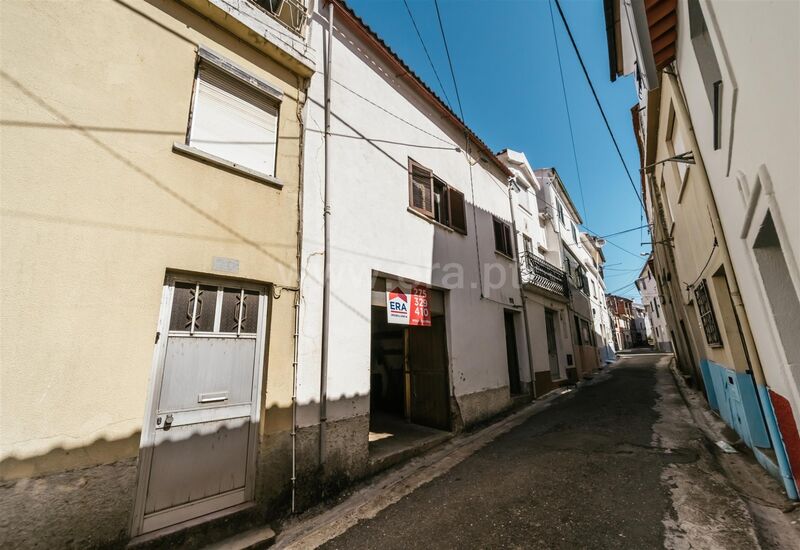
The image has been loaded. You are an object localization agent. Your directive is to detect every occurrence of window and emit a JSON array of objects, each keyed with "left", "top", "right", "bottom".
[
  {"left": 694, "top": 279, "right": 722, "bottom": 346},
  {"left": 523, "top": 234, "right": 533, "bottom": 255},
  {"left": 409, "top": 160, "right": 433, "bottom": 216},
  {"left": 493, "top": 218, "right": 514, "bottom": 258},
  {"left": 433, "top": 177, "right": 450, "bottom": 226},
  {"left": 517, "top": 185, "right": 531, "bottom": 211},
  {"left": 408, "top": 159, "right": 467, "bottom": 234},
  {"left": 571, "top": 222, "right": 578, "bottom": 243},
  {"left": 186, "top": 59, "right": 280, "bottom": 177},
  {"left": 671, "top": 128, "right": 690, "bottom": 186},
  {"left": 557, "top": 200, "right": 565, "bottom": 226},
  {"left": 688, "top": 0, "right": 723, "bottom": 150}
]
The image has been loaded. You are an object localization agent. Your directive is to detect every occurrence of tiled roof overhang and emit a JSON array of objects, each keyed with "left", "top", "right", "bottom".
[{"left": 328, "top": 0, "right": 512, "bottom": 178}]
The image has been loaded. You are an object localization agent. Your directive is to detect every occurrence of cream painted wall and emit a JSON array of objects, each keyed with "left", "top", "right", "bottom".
[
  {"left": 674, "top": 0, "right": 800, "bottom": 426},
  {"left": 0, "top": 0, "right": 303, "bottom": 477}
]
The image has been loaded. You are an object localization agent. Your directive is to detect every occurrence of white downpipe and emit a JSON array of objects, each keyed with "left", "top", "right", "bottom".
[
  {"left": 508, "top": 176, "right": 537, "bottom": 400},
  {"left": 318, "top": 1, "right": 334, "bottom": 467}
]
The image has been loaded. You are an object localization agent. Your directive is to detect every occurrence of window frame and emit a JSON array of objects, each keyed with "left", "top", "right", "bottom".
[
  {"left": 174, "top": 47, "right": 284, "bottom": 188},
  {"left": 694, "top": 279, "right": 723, "bottom": 347},
  {"left": 493, "top": 217, "right": 514, "bottom": 259},
  {"left": 407, "top": 158, "right": 467, "bottom": 235}
]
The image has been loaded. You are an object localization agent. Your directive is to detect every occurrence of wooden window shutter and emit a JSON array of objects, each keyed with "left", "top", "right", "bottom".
[
  {"left": 503, "top": 223, "right": 514, "bottom": 256},
  {"left": 448, "top": 187, "right": 467, "bottom": 234},
  {"left": 493, "top": 219, "right": 504, "bottom": 252},
  {"left": 409, "top": 161, "right": 433, "bottom": 215}
]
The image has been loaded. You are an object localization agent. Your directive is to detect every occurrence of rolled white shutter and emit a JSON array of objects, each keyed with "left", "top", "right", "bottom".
[{"left": 190, "top": 65, "right": 279, "bottom": 177}]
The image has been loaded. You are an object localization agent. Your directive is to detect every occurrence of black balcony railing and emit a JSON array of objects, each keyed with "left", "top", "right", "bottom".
[{"left": 520, "top": 251, "right": 569, "bottom": 298}]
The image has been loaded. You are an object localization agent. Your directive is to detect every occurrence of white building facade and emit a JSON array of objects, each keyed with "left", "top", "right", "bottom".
[
  {"left": 606, "top": 0, "right": 800, "bottom": 497},
  {"left": 637, "top": 257, "right": 673, "bottom": 352},
  {"left": 297, "top": 0, "right": 530, "bottom": 487}
]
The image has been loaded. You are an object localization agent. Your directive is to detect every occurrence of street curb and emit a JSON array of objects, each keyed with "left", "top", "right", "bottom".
[{"left": 271, "top": 374, "right": 613, "bottom": 549}]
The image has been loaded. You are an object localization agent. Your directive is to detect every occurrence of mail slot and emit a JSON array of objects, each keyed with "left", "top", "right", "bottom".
[{"left": 198, "top": 391, "right": 229, "bottom": 403}]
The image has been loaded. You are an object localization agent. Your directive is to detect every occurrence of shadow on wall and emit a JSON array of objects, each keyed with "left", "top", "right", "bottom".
[{"left": 0, "top": 395, "right": 373, "bottom": 549}]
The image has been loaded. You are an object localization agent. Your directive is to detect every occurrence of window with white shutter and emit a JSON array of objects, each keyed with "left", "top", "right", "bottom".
[{"left": 188, "top": 63, "right": 279, "bottom": 177}]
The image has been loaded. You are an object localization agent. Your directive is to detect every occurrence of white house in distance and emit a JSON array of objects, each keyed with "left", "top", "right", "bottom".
[
  {"left": 533, "top": 167, "right": 609, "bottom": 380},
  {"left": 297, "top": 0, "right": 530, "bottom": 490},
  {"left": 637, "top": 256, "right": 673, "bottom": 352},
  {"left": 499, "top": 150, "right": 574, "bottom": 396},
  {"left": 581, "top": 232, "right": 615, "bottom": 364}
]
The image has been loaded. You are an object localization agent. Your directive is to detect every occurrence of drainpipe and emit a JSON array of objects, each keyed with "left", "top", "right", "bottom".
[
  {"left": 290, "top": 72, "right": 310, "bottom": 513},
  {"left": 507, "top": 176, "right": 537, "bottom": 400},
  {"left": 666, "top": 70, "right": 797, "bottom": 499},
  {"left": 319, "top": 1, "right": 334, "bottom": 467}
]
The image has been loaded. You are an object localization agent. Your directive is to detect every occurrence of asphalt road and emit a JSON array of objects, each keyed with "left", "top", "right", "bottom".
[{"left": 318, "top": 354, "right": 754, "bottom": 549}]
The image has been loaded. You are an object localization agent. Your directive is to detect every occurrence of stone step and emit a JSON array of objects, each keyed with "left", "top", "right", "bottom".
[{"left": 203, "top": 526, "right": 276, "bottom": 550}]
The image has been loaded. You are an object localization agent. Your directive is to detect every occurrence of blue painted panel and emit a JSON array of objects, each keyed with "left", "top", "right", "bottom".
[
  {"left": 735, "top": 371, "right": 770, "bottom": 448},
  {"left": 703, "top": 360, "right": 771, "bottom": 450}
]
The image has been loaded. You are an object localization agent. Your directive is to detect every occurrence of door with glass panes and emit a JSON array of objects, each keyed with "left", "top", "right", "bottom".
[{"left": 133, "top": 276, "right": 267, "bottom": 536}]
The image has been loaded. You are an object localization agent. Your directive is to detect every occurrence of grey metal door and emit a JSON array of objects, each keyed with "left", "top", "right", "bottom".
[
  {"left": 545, "top": 309, "right": 560, "bottom": 379},
  {"left": 135, "top": 277, "right": 267, "bottom": 535}
]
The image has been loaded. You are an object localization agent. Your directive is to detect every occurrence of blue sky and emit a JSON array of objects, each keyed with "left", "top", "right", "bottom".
[{"left": 347, "top": 0, "right": 649, "bottom": 299}]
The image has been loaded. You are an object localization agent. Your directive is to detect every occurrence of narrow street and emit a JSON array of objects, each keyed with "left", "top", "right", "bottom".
[{"left": 279, "top": 353, "right": 795, "bottom": 549}]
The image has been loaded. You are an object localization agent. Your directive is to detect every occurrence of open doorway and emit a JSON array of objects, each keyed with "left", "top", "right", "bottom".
[
  {"left": 504, "top": 310, "right": 522, "bottom": 395},
  {"left": 369, "top": 279, "right": 451, "bottom": 467}
]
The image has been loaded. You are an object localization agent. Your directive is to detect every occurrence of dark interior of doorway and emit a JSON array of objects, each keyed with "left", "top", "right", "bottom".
[
  {"left": 504, "top": 310, "right": 522, "bottom": 395},
  {"left": 369, "top": 305, "right": 451, "bottom": 460}
]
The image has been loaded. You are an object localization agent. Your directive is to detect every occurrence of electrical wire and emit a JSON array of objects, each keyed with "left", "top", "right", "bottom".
[
  {"left": 402, "top": 0, "right": 454, "bottom": 110},
  {"left": 548, "top": 0, "right": 589, "bottom": 226},
  {"left": 330, "top": 77, "right": 458, "bottom": 147},
  {"left": 552, "top": 0, "right": 645, "bottom": 212},
  {"left": 683, "top": 238, "right": 718, "bottom": 290},
  {"left": 599, "top": 224, "right": 650, "bottom": 238},
  {"left": 433, "top": 0, "right": 465, "bottom": 121}
]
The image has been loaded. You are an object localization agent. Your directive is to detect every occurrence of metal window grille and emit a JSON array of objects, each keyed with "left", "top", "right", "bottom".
[{"left": 694, "top": 280, "right": 722, "bottom": 346}]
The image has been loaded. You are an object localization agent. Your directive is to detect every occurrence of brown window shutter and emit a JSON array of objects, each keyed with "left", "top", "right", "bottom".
[
  {"left": 505, "top": 224, "right": 514, "bottom": 256},
  {"left": 448, "top": 187, "right": 467, "bottom": 233},
  {"left": 493, "top": 219, "right": 504, "bottom": 252},
  {"left": 409, "top": 161, "right": 433, "bottom": 215}
]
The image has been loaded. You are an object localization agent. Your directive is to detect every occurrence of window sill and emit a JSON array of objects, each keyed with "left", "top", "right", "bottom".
[
  {"left": 495, "top": 250, "right": 514, "bottom": 261},
  {"left": 406, "top": 207, "right": 457, "bottom": 234},
  {"left": 172, "top": 143, "right": 283, "bottom": 190}
]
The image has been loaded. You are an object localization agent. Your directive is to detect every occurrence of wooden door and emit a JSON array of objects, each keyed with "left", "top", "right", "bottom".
[
  {"left": 545, "top": 309, "right": 560, "bottom": 379},
  {"left": 407, "top": 316, "right": 450, "bottom": 430}
]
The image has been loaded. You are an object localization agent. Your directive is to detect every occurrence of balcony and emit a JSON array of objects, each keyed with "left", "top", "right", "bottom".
[
  {"left": 520, "top": 251, "right": 569, "bottom": 298},
  {"left": 253, "top": 0, "right": 308, "bottom": 35}
]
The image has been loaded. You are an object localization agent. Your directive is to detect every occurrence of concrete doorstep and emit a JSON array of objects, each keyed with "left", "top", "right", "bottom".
[
  {"left": 203, "top": 526, "right": 276, "bottom": 550},
  {"left": 269, "top": 374, "right": 608, "bottom": 549}
]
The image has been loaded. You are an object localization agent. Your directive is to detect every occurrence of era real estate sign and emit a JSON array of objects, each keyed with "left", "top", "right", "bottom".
[{"left": 386, "top": 284, "right": 431, "bottom": 326}]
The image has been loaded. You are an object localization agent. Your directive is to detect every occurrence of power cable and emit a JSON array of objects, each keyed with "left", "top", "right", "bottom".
[
  {"left": 548, "top": 0, "right": 589, "bottom": 225},
  {"left": 552, "top": 0, "right": 645, "bottom": 212},
  {"left": 433, "top": 0, "right": 465, "bottom": 121},
  {"left": 402, "top": 0, "right": 454, "bottom": 110},
  {"left": 599, "top": 224, "right": 650, "bottom": 238}
]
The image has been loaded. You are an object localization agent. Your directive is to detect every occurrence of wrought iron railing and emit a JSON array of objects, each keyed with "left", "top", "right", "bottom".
[
  {"left": 254, "top": 0, "right": 308, "bottom": 35},
  {"left": 520, "top": 251, "right": 569, "bottom": 298}
]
